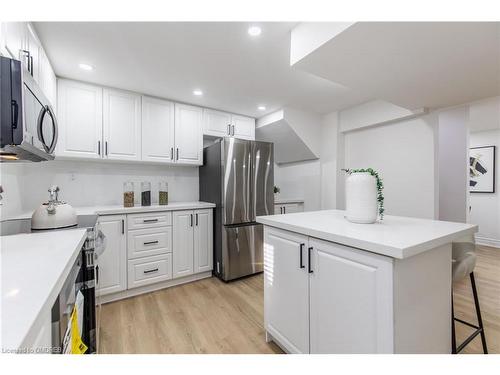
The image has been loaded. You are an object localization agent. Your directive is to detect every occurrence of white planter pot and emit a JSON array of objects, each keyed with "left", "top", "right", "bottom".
[{"left": 345, "top": 172, "right": 378, "bottom": 224}]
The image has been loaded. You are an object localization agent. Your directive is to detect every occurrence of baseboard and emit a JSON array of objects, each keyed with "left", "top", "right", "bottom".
[
  {"left": 99, "top": 271, "right": 213, "bottom": 304},
  {"left": 475, "top": 235, "right": 500, "bottom": 249}
]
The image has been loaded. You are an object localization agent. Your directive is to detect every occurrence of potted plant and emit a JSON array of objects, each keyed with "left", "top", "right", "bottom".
[
  {"left": 274, "top": 186, "right": 280, "bottom": 200},
  {"left": 343, "top": 168, "right": 384, "bottom": 224}
]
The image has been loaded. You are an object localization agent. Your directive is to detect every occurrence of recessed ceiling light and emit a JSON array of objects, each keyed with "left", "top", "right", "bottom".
[
  {"left": 248, "top": 26, "right": 262, "bottom": 37},
  {"left": 79, "top": 63, "right": 94, "bottom": 71},
  {"left": 193, "top": 89, "right": 203, "bottom": 96},
  {"left": 258, "top": 105, "right": 266, "bottom": 111}
]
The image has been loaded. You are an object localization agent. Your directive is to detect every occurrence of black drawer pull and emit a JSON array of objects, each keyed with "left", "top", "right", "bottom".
[
  {"left": 143, "top": 240, "right": 159, "bottom": 245},
  {"left": 308, "top": 247, "right": 313, "bottom": 273},
  {"left": 143, "top": 218, "right": 159, "bottom": 223},
  {"left": 299, "top": 243, "right": 305, "bottom": 269},
  {"left": 143, "top": 268, "right": 159, "bottom": 274}
]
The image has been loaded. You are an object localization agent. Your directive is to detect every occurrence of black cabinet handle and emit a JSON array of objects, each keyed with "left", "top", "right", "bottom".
[
  {"left": 143, "top": 240, "right": 159, "bottom": 245},
  {"left": 308, "top": 247, "right": 313, "bottom": 273},
  {"left": 176, "top": 148, "right": 179, "bottom": 160},
  {"left": 143, "top": 268, "right": 159, "bottom": 274},
  {"left": 228, "top": 124, "right": 231, "bottom": 136},
  {"left": 190, "top": 214, "right": 193, "bottom": 227},
  {"left": 121, "top": 219, "right": 124, "bottom": 234},
  {"left": 29, "top": 55, "right": 33, "bottom": 76},
  {"left": 299, "top": 243, "right": 305, "bottom": 269},
  {"left": 170, "top": 147, "right": 174, "bottom": 160},
  {"left": 98, "top": 140, "right": 101, "bottom": 155},
  {"left": 280, "top": 207, "right": 283, "bottom": 214},
  {"left": 105, "top": 141, "right": 108, "bottom": 156},
  {"left": 195, "top": 213, "right": 198, "bottom": 226},
  {"left": 283, "top": 206, "right": 286, "bottom": 214},
  {"left": 143, "top": 218, "right": 158, "bottom": 223}
]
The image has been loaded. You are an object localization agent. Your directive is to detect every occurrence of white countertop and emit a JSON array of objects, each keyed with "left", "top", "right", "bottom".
[
  {"left": 274, "top": 198, "right": 304, "bottom": 205},
  {"left": 4, "top": 201, "right": 216, "bottom": 221},
  {"left": 1, "top": 228, "right": 88, "bottom": 350},
  {"left": 256, "top": 209, "right": 478, "bottom": 259}
]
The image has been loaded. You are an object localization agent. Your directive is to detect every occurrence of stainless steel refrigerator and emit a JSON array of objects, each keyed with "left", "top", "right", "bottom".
[{"left": 199, "top": 138, "right": 274, "bottom": 281}]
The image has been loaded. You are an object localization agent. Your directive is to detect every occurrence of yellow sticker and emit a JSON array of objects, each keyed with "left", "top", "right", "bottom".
[{"left": 70, "top": 306, "right": 88, "bottom": 354}]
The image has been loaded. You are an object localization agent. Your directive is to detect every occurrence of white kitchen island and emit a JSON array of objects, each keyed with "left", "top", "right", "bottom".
[{"left": 256, "top": 210, "right": 477, "bottom": 354}]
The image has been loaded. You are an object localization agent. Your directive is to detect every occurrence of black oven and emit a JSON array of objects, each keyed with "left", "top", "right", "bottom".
[{"left": 0, "top": 55, "right": 58, "bottom": 162}]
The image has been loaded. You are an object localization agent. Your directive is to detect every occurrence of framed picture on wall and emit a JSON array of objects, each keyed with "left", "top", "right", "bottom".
[{"left": 470, "top": 145, "right": 496, "bottom": 193}]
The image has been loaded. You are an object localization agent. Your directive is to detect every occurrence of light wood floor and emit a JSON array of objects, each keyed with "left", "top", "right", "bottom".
[
  {"left": 99, "top": 274, "right": 283, "bottom": 354},
  {"left": 453, "top": 245, "right": 500, "bottom": 354},
  {"left": 100, "top": 245, "right": 500, "bottom": 354}
]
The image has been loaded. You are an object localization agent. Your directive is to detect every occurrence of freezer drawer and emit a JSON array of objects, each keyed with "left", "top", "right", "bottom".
[{"left": 221, "top": 223, "right": 263, "bottom": 281}]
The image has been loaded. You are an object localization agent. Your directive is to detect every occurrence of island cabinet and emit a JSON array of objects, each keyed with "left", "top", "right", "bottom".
[{"left": 263, "top": 225, "right": 454, "bottom": 354}]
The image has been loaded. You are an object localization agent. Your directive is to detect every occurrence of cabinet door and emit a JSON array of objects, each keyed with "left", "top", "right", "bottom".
[
  {"left": 172, "top": 210, "right": 194, "bottom": 278},
  {"left": 264, "top": 227, "right": 309, "bottom": 353},
  {"left": 2, "top": 22, "right": 28, "bottom": 62},
  {"left": 103, "top": 88, "right": 141, "bottom": 161},
  {"left": 174, "top": 104, "right": 203, "bottom": 165},
  {"left": 203, "top": 108, "right": 231, "bottom": 137},
  {"left": 141, "top": 96, "right": 175, "bottom": 163},
  {"left": 194, "top": 209, "right": 213, "bottom": 273},
  {"left": 97, "top": 215, "right": 127, "bottom": 296},
  {"left": 26, "top": 24, "right": 40, "bottom": 83},
  {"left": 57, "top": 80, "right": 103, "bottom": 159},
  {"left": 232, "top": 114, "right": 255, "bottom": 140},
  {"left": 283, "top": 203, "right": 302, "bottom": 214},
  {"left": 309, "top": 238, "right": 393, "bottom": 353},
  {"left": 39, "top": 50, "right": 57, "bottom": 108}
]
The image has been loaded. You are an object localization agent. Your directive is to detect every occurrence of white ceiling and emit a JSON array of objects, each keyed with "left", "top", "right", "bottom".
[
  {"left": 293, "top": 22, "right": 500, "bottom": 110},
  {"left": 33, "top": 22, "right": 370, "bottom": 118}
]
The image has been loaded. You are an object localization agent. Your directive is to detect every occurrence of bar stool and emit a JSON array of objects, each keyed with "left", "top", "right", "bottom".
[{"left": 451, "top": 235, "right": 488, "bottom": 354}]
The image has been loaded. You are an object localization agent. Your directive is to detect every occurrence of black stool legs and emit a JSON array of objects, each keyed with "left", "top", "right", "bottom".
[{"left": 452, "top": 272, "right": 488, "bottom": 354}]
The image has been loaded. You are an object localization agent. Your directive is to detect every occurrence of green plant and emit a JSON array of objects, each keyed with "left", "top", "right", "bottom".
[
  {"left": 343, "top": 168, "right": 385, "bottom": 219},
  {"left": 273, "top": 186, "right": 280, "bottom": 194}
]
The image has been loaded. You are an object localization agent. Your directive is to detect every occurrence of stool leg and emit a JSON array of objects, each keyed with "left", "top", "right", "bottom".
[
  {"left": 470, "top": 272, "right": 488, "bottom": 354},
  {"left": 451, "top": 291, "right": 457, "bottom": 354}
]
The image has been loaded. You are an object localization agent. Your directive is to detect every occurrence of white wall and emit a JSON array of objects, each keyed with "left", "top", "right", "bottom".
[
  {"left": 341, "top": 113, "right": 438, "bottom": 219},
  {"left": 0, "top": 161, "right": 199, "bottom": 219},
  {"left": 469, "top": 129, "right": 500, "bottom": 245},
  {"left": 320, "top": 111, "right": 339, "bottom": 209},
  {"left": 437, "top": 107, "right": 469, "bottom": 223},
  {"left": 274, "top": 160, "right": 321, "bottom": 212}
]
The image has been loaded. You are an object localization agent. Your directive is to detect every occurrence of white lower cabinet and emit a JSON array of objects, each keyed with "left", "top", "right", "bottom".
[
  {"left": 97, "top": 215, "right": 127, "bottom": 296},
  {"left": 173, "top": 209, "right": 213, "bottom": 278},
  {"left": 128, "top": 253, "right": 172, "bottom": 289},
  {"left": 264, "top": 226, "right": 393, "bottom": 354},
  {"left": 264, "top": 228, "right": 309, "bottom": 354}
]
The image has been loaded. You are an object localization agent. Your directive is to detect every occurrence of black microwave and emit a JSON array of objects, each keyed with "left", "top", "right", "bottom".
[{"left": 0, "top": 55, "right": 58, "bottom": 162}]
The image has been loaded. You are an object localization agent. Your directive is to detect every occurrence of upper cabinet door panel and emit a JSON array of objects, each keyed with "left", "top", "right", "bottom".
[
  {"left": 103, "top": 88, "right": 141, "bottom": 161},
  {"left": 232, "top": 115, "right": 255, "bottom": 140},
  {"left": 56, "top": 80, "right": 103, "bottom": 159},
  {"left": 2, "top": 22, "right": 28, "bottom": 61},
  {"left": 203, "top": 109, "right": 231, "bottom": 137},
  {"left": 142, "top": 96, "right": 175, "bottom": 163},
  {"left": 174, "top": 104, "right": 203, "bottom": 165}
]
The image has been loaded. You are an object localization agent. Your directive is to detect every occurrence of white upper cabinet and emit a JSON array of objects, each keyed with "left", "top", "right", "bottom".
[
  {"left": 25, "top": 24, "right": 40, "bottom": 83},
  {"left": 202, "top": 109, "right": 255, "bottom": 140},
  {"left": 232, "top": 114, "right": 255, "bottom": 140},
  {"left": 57, "top": 80, "right": 103, "bottom": 159},
  {"left": 174, "top": 103, "right": 203, "bottom": 165},
  {"left": 103, "top": 88, "right": 142, "bottom": 161},
  {"left": 39, "top": 50, "right": 57, "bottom": 108},
  {"left": 203, "top": 108, "right": 232, "bottom": 137},
  {"left": 141, "top": 96, "right": 175, "bottom": 163},
  {"left": 2, "top": 22, "right": 28, "bottom": 62}
]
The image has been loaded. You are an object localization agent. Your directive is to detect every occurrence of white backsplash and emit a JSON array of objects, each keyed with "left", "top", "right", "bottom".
[{"left": 0, "top": 160, "right": 199, "bottom": 219}]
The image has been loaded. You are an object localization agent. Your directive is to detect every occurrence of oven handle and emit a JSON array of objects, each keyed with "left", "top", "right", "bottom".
[{"left": 37, "top": 104, "right": 59, "bottom": 154}]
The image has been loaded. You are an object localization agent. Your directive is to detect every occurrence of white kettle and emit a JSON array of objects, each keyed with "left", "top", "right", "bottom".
[{"left": 32, "top": 185, "right": 77, "bottom": 230}]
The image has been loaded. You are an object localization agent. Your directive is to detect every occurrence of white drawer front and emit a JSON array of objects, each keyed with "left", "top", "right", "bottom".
[
  {"left": 127, "top": 211, "right": 172, "bottom": 230},
  {"left": 128, "top": 227, "right": 172, "bottom": 259},
  {"left": 128, "top": 253, "right": 172, "bottom": 288}
]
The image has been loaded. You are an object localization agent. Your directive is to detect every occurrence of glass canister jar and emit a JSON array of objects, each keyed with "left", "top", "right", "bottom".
[
  {"left": 159, "top": 181, "right": 168, "bottom": 205},
  {"left": 141, "top": 182, "right": 151, "bottom": 206},
  {"left": 123, "top": 181, "right": 134, "bottom": 207}
]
